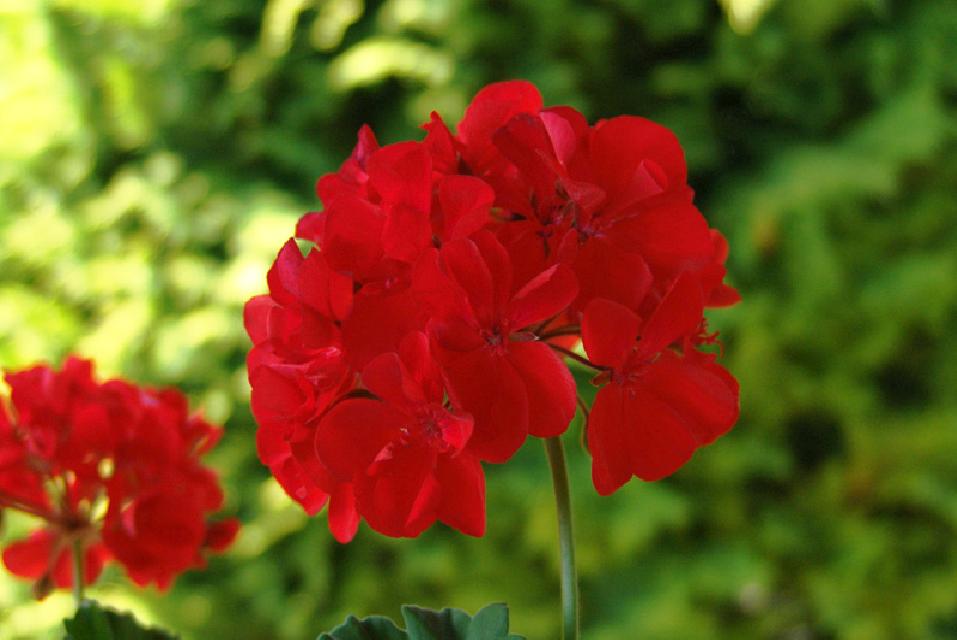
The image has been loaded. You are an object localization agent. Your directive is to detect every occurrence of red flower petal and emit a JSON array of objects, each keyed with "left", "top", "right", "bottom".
[
  {"left": 204, "top": 518, "right": 240, "bottom": 552},
  {"left": 249, "top": 365, "right": 314, "bottom": 426},
  {"left": 263, "top": 449, "right": 329, "bottom": 516},
  {"left": 442, "top": 350, "right": 528, "bottom": 463},
  {"left": 437, "top": 175, "right": 494, "bottom": 242},
  {"left": 103, "top": 491, "right": 206, "bottom": 589},
  {"left": 341, "top": 288, "right": 427, "bottom": 369},
  {"left": 492, "top": 113, "right": 561, "bottom": 204},
  {"left": 422, "top": 111, "right": 457, "bottom": 174},
  {"left": 438, "top": 411, "right": 474, "bottom": 454},
  {"left": 411, "top": 248, "right": 472, "bottom": 322},
  {"left": 642, "top": 353, "right": 739, "bottom": 445},
  {"left": 637, "top": 273, "right": 704, "bottom": 357},
  {"left": 572, "top": 236, "right": 652, "bottom": 312},
  {"left": 243, "top": 295, "right": 275, "bottom": 345},
  {"left": 508, "top": 341, "right": 576, "bottom": 438},
  {"left": 436, "top": 453, "right": 485, "bottom": 536},
  {"left": 328, "top": 483, "right": 360, "bottom": 543},
  {"left": 708, "top": 282, "right": 742, "bottom": 308},
  {"left": 624, "top": 386, "right": 697, "bottom": 482},
  {"left": 298, "top": 250, "right": 353, "bottom": 320},
  {"left": 582, "top": 299, "right": 641, "bottom": 369},
  {"left": 70, "top": 402, "right": 115, "bottom": 458},
  {"left": 353, "top": 124, "right": 380, "bottom": 168},
  {"left": 383, "top": 203, "right": 432, "bottom": 263},
  {"left": 458, "top": 80, "right": 543, "bottom": 170},
  {"left": 495, "top": 219, "right": 553, "bottom": 294},
  {"left": 586, "top": 385, "right": 634, "bottom": 496},
  {"left": 589, "top": 116, "right": 687, "bottom": 206},
  {"left": 361, "top": 352, "right": 423, "bottom": 408},
  {"left": 295, "top": 211, "right": 325, "bottom": 243},
  {"left": 2, "top": 530, "right": 54, "bottom": 579},
  {"left": 266, "top": 239, "right": 304, "bottom": 306},
  {"left": 611, "top": 201, "right": 714, "bottom": 272},
  {"left": 321, "top": 195, "right": 384, "bottom": 276},
  {"left": 440, "top": 238, "right": 494, "bottom": 322},
  {"left": 471, "top": 231, "right": 514, "bottom": 313},
  {"left": 355, "top": 443, "right": 439, "bottom": 537},
  {"left": 540, "top": 108, "right": 586, "bottom": 166},
  {"left": 315, "top": 398, "right": 400, "bottom": 481},
  {"left": 507, "top": 263, "right": 578, "bottom": 330},
  {"left": 316, "top": 125, "right": 379, "bottom": 205},
  {"left": 397, "top": 331, "right": 444, "bottom": 404},
  {"left": 367, "top": 141, "right": 432, "bottom": 213}
]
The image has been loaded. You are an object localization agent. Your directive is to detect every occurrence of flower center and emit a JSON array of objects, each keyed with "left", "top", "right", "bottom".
[
  {"left": 398, "top": 406, "right": 463, "bottom": 454},
  {"left": 482, "top": 320, "right": 510, "bottom": 354}
]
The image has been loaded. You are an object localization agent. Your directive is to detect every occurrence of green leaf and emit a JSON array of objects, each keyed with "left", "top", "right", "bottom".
[
  {"left": 317, "top": 615, "right": 406, "bottom": 640},
  {"left": 401, "top": 605, "right": 470, "bottom": 639},
  {"left": 63, "top": 601, "right": 178, "bottom": 640},
  {"left": 466, "top": 604, "right": 511, "bottom": 640},
  {"left": 316, "top": 604, "right": 523, "bottom": 640}
]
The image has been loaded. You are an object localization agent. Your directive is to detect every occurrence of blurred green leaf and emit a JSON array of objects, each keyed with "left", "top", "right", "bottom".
[
  {"left": 317, "top": 615, "right": 406, "bottom": 640},
  {"left": 63, "top": 602, "right": 178, "bottom": 640},
  {"left": 317, "top": 603, "right": 522, "bottom": 640}
]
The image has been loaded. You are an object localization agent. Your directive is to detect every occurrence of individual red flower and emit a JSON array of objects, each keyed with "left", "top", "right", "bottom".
[
  {"left": 315, "top": 331, "right": 484, "bottom": 539},
  {"left": 415, "top": 231, "right": 579, "bottom": 462},
  {"left": 0, "top": 357, "right": 238, "bottom": 596},
  {"left": 452, "top": 80, "right": 739, "bottom": 315},
  {"left": 2, "top": 529, "right": 109, "bottom": 596},
  {"left": 245, "top": 79, "right": 740, "bottom": 538},
  {"left": 581, "top": 275, "right": 739, "bottom": 494}
]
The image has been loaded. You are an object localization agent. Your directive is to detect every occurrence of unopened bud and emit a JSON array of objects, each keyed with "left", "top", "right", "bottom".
[{"left": 32, "top": 573, "right": 54, "bottom": 601}]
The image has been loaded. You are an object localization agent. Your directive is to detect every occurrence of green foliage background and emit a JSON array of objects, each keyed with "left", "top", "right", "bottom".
[{"left": 1, "top": 0, "right": 956, "bottom": 638}]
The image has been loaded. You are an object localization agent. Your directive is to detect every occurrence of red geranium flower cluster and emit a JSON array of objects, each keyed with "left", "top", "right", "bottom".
[
  {"left": 244, "top": 80, "right": 740, "bottom": 542},
  {"left": 0, "top": 357, "right": 238, "bottom": 595}
]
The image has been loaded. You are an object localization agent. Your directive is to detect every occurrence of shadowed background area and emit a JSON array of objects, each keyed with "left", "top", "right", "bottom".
[{"left": 1, "top": 0, "right": 956, "bottom": 638}]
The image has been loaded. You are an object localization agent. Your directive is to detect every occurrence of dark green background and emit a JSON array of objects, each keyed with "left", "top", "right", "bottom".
[{"left": 1, "top": 0, "right": 956, "bottom": 638}]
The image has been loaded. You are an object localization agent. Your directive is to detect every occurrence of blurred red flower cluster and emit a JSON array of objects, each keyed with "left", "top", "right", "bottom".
[
  {"left": 244, "top": 80, "right": 739, "bottom": 542},
  {"left": 0, "top": 357, "right": 238, "bottom": 595}
]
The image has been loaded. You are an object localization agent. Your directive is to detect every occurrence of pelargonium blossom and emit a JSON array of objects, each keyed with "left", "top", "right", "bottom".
[
  {"left": 0, "top": 357, "right": 238, "bottom": 595},
  {"left": 244, "top": 79, "right": 740, "bottom": 542},
  {"left": 316, "top": 331, "right": 484, "bottom": 539}
]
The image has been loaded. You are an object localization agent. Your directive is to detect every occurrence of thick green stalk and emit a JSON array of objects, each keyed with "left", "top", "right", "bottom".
[{"left": 544, "top": 436, "right": 579, "bottom": 640}]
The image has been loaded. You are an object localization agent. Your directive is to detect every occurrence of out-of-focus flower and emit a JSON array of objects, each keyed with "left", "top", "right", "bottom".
[{"left": 0, "top": 357, "right": 238, "bottom": 595}]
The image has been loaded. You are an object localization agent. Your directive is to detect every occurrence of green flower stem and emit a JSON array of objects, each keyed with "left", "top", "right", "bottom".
[
  {"left": 72, "top": 537, "right": 85, "bottom": 609},
  {"left": 544, "top": 436, "right": 579, "bottom": 640}
]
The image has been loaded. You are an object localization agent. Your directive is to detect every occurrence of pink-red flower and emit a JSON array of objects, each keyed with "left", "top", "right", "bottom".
[
  {"left": 0, "top": 357, "right": 238, "bottom": 595},
  {"left": 244, "top": 79, "right": 741, "bottom": 541}
]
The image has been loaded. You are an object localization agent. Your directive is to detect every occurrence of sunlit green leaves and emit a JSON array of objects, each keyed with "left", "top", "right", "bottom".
[
  {"left": 718, "top": 0, "right": 777, "bottom": 34},
  {"left": 0, "top": 2, "right": 84, "bottom": 162},
  {"left": 327, "top": 38, "right": 453, "bottom": 90}
]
